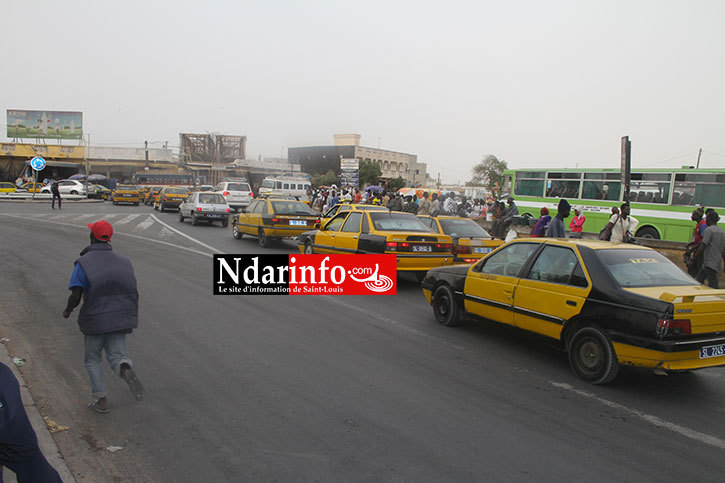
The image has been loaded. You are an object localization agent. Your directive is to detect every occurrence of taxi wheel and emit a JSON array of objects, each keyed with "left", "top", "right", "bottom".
[
  {"left": 304, "top": 241, "right": 314, "bottom": 254},
  {"left": 432, "top": 285, "right": 461, "bottom": 327},
  {"left": 568, "top": 326, "right": 619, "bottom": 385},
  {"left": 233, "top": 225, "right": 243, "bottom": 239},
  {"left": 222, "top": 218, "right": 229, "bottom": 228},
  {"left": 191, "top": 214, "right": 199, "bottom": 226},
  {"left": 178, "top": 212, "right": 185, "bottom": 222},
  {"left": 259, "top": 229, "right": 271, "bottom": 248}
]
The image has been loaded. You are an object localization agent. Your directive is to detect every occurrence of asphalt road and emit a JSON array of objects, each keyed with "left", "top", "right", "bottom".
[{"left": 1, "top": 201, "right": 724, "bottom": 482}]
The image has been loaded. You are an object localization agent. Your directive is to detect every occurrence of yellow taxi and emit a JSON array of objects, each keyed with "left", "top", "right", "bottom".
[
  {"left": 154, "top": 186, "right": 189, "bottom": 212},
  {"left": 319, "top": 203, "right": 388, "bottom": 225},
  {"left": 233, "top": 196, "right": 320, "bottom": 247},
  {"left": 417, "top": 215, "right": 504, "bottom": 264},
  {"left": 19, "top": 182, "right": 45, "bottom": 193},
  {"left": 0, "top": 182, "right": 21, "bottom": 193},
  {"left": 111, "top": 185, "right": 141, "bottom": 205},
  {"left": 298, "top": 210, "right": 454, "bottom": 278},
  {"left": 144, "top": 186, "right": 163, "bottom": 205},
  {"left": 422, "top": 238, "right": 725, "bottom": 384}
]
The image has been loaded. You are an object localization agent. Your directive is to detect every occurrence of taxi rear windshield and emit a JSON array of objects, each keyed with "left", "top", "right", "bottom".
[
  {"left": 271, "top": 201, "right": 315, "bottom": 215},
  {"left": 198, "top": 194, "right": 226, "bottom": 204},
  {"left": 598, "top": 249, "right": 695, "bottom": 287},
  {"left": 439, "top": 219, "right": 490, "bottom": 238},
  {"left": 370, "top": 212, "right": 433, "bottom": 232},
  {"left": 167, "top": 188, "right": 188, "bottom": 194}
]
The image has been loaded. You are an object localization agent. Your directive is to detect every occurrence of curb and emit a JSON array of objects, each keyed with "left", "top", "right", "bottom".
[{"left": 0, "top": 344, "right": 76, "bottom": 483}]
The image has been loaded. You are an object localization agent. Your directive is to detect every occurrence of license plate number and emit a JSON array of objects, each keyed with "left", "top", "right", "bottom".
[
  {"left": 413, "top": 245, "right": 431, "bottom": 252},
  {"left": 473, "top": 247, "right": 492, "bottom": 254},
  {"left": 700, "top": 344, "right": 725, "bottom": 359},
  {"left": 289, "top": 220, "right": 306, "bottom": 226},
  {"left": 207, "top": 214, "right": 220, "bottom": 218}
]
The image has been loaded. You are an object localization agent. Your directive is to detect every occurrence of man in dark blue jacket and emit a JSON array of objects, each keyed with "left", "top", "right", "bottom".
[{"left": 63, "top": 220, "right": 144, "bottom": 413}]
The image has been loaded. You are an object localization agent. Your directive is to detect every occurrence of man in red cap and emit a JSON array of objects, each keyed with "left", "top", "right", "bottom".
[{"left": 63, "top": 220, "right": 144, "bottom": 413}]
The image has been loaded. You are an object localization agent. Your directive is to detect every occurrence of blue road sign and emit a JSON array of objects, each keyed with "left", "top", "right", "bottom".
[{"left": 30, "top": 156, "right": 46, "bottom": 171}]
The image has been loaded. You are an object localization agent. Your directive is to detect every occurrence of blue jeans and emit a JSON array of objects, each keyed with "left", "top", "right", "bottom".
[{"left": 84, "top": 332, "right": 132, "bottom": 398}]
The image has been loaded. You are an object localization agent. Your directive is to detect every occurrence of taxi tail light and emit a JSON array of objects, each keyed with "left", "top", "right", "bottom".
[
  {"left": 315, "top": 219, "right": 320, "bottom": 224},
  {"left": 249, "top": 192, "right": 254, "bottom": 198},
  {"left": 226, "top": 208, "right": 230, "bottom": 213},
  {"left": 437, "top": 243, "right": 453, "bottom": 250},
  {"left": 272, "top": 218, "right": 279, "bottom": 223},
  {"left": 454, "top": 245, "right": 471, "bottom": 254},
  {"left": 462, "top": 258, "right": 478, "bottom": 263},
  {"left": 223, "top": 191, "right": 230, "bottom": 197},
  {"left": 386, "top": 241, "right": 398, "bottom": 251},
  {"left": 196, "top": 207, "right": 202, "bottom": 212},
  {"left": 656, "top": 318, "right": 691, "bottom": 338}
]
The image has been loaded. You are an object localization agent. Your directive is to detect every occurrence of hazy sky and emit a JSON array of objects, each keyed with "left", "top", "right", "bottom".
[{"left": 3, "top": 0, "right": 724, "bottom": 183}]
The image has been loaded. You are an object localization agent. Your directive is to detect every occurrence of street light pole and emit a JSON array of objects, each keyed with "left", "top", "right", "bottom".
[{"left": 85, "top": 133, "right": 91, "bottom": 194}]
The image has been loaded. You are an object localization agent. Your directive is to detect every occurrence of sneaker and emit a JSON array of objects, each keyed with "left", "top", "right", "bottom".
[
  {"left": 88, "top": 397, "right": 109, "bottom": 414},
  {"left": 120, "top": 364, "right": 144, "bottom": 401}
]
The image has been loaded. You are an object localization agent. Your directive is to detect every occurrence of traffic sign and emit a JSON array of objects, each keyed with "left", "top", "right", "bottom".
[{"left": 30, "top": 156, "right": 46, "bottom": 171}]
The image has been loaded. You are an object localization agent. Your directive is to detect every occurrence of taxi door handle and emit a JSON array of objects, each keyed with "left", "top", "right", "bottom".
[
  {"left": 566, "top": 300, "right": 577, "bottom": 306},
  {"left": 330, "top": 234, "right": 335, "bottom": 237},
  {"left": 353, "top": 236, "right": 358, "bottom": 239}
]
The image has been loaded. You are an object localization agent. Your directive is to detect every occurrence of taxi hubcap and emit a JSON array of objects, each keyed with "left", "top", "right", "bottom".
[{"left": 579, "top": 339, "right": 602, "bottom": 371}]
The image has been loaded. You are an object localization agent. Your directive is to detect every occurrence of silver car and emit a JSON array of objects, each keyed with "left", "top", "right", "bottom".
[
  {"left": 213, "top": 181, "right": 253, "bottom": 211},
  {"left": 178, "top": 192, "right": 231, "bottom": 227}
]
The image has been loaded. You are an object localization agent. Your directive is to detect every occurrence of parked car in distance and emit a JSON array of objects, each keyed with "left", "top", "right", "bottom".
[
  {"left": 87, "top": 184, "right": 112, "bottom": 199},
  {"left": 19, "top": 182, "right": 45, "bottom": 193},
  {"left": 0, "top": 182, "right": 24, "bottom": 193},
  {"left": 213, "top": 180, "right": 253, "bottom": 211},
  {"left": 111, "top": 185, "right": 141, "bottom": 205},
  {"left": 179, "top": 192, "right": 231, "bottom": 226},
  {"left": 39, "top": 179, "right": 87, "bottom": 196},
  {"left": 198, "top": 185, "right": 214, "bottom": 192}
]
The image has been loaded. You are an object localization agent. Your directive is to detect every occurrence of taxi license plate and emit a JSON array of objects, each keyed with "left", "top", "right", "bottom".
[
  {"left": 413, "top": 245, "right": 431, "bottom": 252},
  {"left": 289, "top": 220, "right": 306, "bottom": 226},
  {"left": 207, "top": 214, "right": 220, "bottom": 218},
  {"left": 473, "top": 247, "right": 492, "bottom": 254},
  {"left": 700, "top": 344, "right": 725, "bottom": 359}
]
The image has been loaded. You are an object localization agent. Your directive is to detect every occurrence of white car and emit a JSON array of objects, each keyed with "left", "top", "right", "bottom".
[
  {"left": 213, "top": 180, "right": 253, "bottom": 211},
  {"left": 40, "top": 179, "right": 88, "bottom": 196},
  {"left": 178, "top": 192, "right": 231, "bottom": 226}
]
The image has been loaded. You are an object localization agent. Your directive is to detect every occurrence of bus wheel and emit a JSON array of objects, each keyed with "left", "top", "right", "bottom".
[{"left": 635, "top": 226, "right": 659, "bottom": 240}]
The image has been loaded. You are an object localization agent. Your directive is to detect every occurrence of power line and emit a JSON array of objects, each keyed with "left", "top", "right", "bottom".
[{"left": 640, "top": 151, "right": 698, "bottom": 168}]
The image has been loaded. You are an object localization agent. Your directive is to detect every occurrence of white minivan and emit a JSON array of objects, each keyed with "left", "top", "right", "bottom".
[{"left": 213, "top": 180, "right": 253, "bottom": 211}]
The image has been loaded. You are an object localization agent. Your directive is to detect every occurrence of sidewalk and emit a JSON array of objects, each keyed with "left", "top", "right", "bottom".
[{"left": 0, "top": 344, "right": 76, "bottom": 483}]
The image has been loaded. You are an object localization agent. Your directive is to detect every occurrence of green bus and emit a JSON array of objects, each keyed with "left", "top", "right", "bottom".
[{"left": 503, "top": 168, "right": 725, "bottom": 242}]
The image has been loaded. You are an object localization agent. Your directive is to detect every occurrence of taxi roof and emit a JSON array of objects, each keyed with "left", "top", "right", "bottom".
[
  {"left": 513, "top": 238, "right": 653, "bottom": 251},
  {"left": 334, "top": 204, "right": 388, "bottom": 211}
]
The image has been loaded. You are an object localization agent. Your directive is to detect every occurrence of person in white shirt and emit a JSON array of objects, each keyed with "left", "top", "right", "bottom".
[{"left": 604, "top": 203, "right": 638, "bottom": 242}]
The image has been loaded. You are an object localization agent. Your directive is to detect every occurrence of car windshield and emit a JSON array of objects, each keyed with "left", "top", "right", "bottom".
[
  {"left": 439, "top": 219, "right": 490, "bottom": 238},
  {"left": 167, "top": 188, "right": 188, "bottom": 194},
  {"left": 272, "top": 201, "right": 315, "bottom": 215},
  {"left": 598, "top": 249, "right": 696, "bottom": 288},
  {"left": 198, "top": 194, "right": 226, "bottom": 204},
  {"left": 227, "top": 183, "right": 250, "bottom": 191},
  {"left": 370, "top": 212, "right": 433, "bottom": 232}
]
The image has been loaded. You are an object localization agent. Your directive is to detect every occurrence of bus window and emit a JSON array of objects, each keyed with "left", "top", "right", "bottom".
[
  {"left": 283, "top": 183, "right": 289, "bottom": 189},
  {"left": 582, "top": 173, "right": 621, "bottom": 201},
  {"left": 673, "top": 173, "right": 725, "bottom": 207},
  {"left": 630, "top": 173, "right": 671, "bottom": 204},
  {"left": 546, "top": 172, "right": 581, "bottom": 198},
  {"left": 262, "top": 180, "right": 275, "bottom": 189},
  {"left": 276, "top": 182, "right": 282, "bottom": 189},
  {"left": 514, "top": 171, "right": 545, "bottom": 196}
]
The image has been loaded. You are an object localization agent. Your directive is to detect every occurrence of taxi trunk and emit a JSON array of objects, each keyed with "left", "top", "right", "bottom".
[
  {"left": 262, "top": 214, "right": 320, "bottom": 238},
  {"left": 452, "top": 237, "right": 504, "bottom": 264},
  {"left": 383, "top": 233, "right": 454, "bottom": 271}
]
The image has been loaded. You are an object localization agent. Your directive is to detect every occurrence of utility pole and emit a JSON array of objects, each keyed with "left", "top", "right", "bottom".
[
  {"left": 696, "top": 148, "right": 702, "bottom": 169},
  {"left": 144, "top": 140, "right": 149, "bottom": 167},
  {"left": 621, "top": 136, "right": 631, "bottom": 203},
  {"left": 85, "top": 133, "right": 91, "bottom": 193}
]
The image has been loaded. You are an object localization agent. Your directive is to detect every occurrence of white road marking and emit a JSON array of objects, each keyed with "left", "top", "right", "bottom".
[
  {"left": 69, "top": 214, "right": 97, "bottom": 222},
  {"left": 0, "top": 213, "right": 211, "bottom": 258},
  {"left": 135, "top": 216, "right": 155, "bottom": 231},
  {"left": 550, "top": 381, "right": 725, "bottom": 449},
  {"left": 149, "top": 214, "right": 222, "bottom": 253},
  {"left": 114, "top": 214, "right": 142, "bottom": 225}
]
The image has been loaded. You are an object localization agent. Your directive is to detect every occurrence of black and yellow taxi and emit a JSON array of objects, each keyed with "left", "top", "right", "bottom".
[
  {"left": 154, "top": 186, "right": 189, "bottom": 212},
  {"left": 88, "top": 184, "right": 112, "bottom": 200},
  {"left": 422, "top": 238, "right": 725, "bottom": 384},
  {"left": 19, "top": 182, "right": 45, "bottom": 193},
  {"left": 232, "top": 195, "right": 320, "bottom": 247},
  {"left": 144, "top": 186, "right": 163, "bottom": 205},
  {"left": 319, "top": 203, "right": 388, "bottom": 225},
  {"left": 298, "top": 210, "right": 454, "bottom": 277},
  {"left": 418, "top": 215, "right": 504, "bottom": 264},
  {"left": 0, "top": 182, "right": 22, "bottom": 193},
  {"left": 111, "top": 185, "right": 141, "bottom": 205}
]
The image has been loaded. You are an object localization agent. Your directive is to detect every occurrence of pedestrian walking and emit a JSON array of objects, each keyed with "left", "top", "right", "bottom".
[
  {"left": 530, "top": 207, "right": 551, "bottom": 237},
  {"left": 568, "top": 206, "right": 586, "bottom": 238},
  {"left": 694, "top": 210, "right": 725, "bottom": 288},
  {"left": 545, "top": 199, "right": 570, "bottom": 238},
  {"left": 62, "top": 220, "right": 144, "bottom": 413},
  {"left": 601, "top": 203, "right": 638, "bottom": 243},
  {"left": 50, "top": 180, "right": 61, "bottom": 210},
  {"left": 417, "top": 192, "right": 432, "bottom": 215},
  {"left": 0, "top": 362, "right": 62, "bottom": 482}
]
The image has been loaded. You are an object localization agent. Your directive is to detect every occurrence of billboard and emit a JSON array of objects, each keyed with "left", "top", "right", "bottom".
[
  {"left": 6, "top": 110, "right": 83, "bottom": 139},
  {"left": 340, "top": 158, "right": 359, "bottom": 188}
]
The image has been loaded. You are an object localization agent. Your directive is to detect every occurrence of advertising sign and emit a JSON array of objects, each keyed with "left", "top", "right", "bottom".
[
  {"left": 340, "top": 158, "right": 359, "bottom": 189},
  {"left": 6, "top": 110, "right": 83, "bottom": 139},
  {"left": 213, "top": 254, "right": 397, "bottom": 295}
]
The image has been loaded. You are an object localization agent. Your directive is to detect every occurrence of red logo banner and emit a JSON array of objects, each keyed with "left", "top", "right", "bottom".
[{"left": 288, "top": 254, "right": 397, "bottom": 295}]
